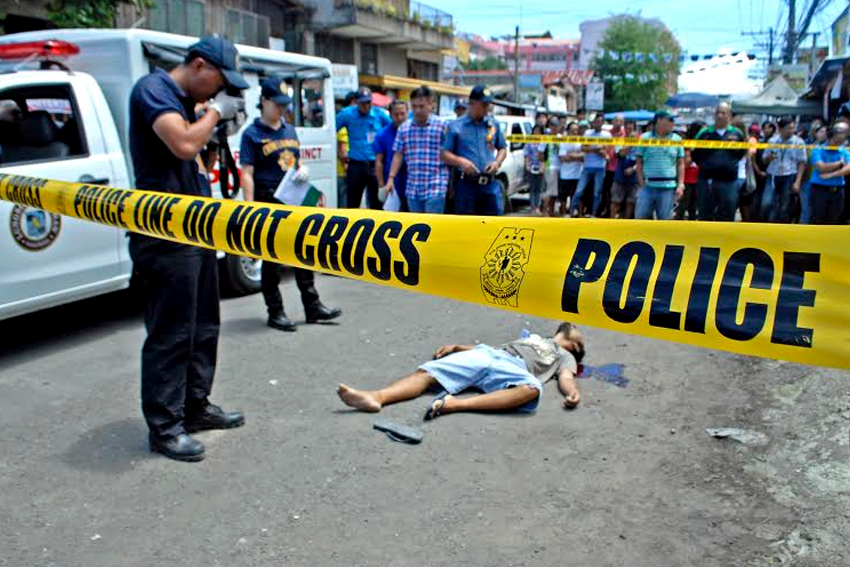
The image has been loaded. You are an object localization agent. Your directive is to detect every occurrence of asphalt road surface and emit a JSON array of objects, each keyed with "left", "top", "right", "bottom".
[{"left": 1, "top": 272, "right": 848, "bottom": 567}]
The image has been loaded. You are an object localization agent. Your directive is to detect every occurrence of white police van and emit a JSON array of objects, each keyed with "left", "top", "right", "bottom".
[{"left": 0, "top": 29, "right": 338, "bottom": 321}]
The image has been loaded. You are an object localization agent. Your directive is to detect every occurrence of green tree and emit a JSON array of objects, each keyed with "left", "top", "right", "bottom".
[
  {"left": 591, "top": 15, "right": 681, "bottom": 112},
  {"left": 464, "top": 56, "right": 507, "bottom": 71},
  {"left": 47, "top": 0, "right": 154, "bottom": 29}
]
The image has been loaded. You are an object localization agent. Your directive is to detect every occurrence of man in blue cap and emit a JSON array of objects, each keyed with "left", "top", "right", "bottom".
[
  {"left": 240, "top": 77, "right": 342, "bottom": 331},
  {"left": 441, "top": 85, "right": 507, "bottom": 215},
  {"left": 454, "top": 99, "right": 468, "bottom": 119},
  {"left": 336, "top": 86, "right": 390, "bottom": 209},
  {"left": 128, "top": 36, "right": 248, "bottom": 462}
]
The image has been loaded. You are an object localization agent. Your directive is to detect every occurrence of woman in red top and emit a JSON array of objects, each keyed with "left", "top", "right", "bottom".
[{"left": 674, "top": 121, "right": 704, "bottom": 220}]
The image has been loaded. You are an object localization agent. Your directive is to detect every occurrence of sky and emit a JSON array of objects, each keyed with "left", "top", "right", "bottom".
[{"left": 424, "top": 0, "right": 848, "bottom": 57}]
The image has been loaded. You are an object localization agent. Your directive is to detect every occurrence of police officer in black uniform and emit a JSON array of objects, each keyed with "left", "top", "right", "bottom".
[
  {"left": 240, "top": 77, "right": 342, "bottom": 331},
  {"left": 129, "top": 37, "right": 247, "bottom": 462}
]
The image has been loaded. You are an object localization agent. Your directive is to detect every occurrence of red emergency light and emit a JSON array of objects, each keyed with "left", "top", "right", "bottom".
[{"left": 0, "top": 40, "right": 80, "bottom": 60}]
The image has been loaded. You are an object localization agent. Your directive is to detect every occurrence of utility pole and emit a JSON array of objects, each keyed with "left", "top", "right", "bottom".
[
  {"left": 513, "top": 25, "right": 520, "bottom": 102},
  {"left": 742, "top": 27, "right": 775, "bottom": 78},
  {"left": 810, "top": 31, "right": 820, "bottom": 79},
  {"left": 784, "top": 0, "right": 796, "bottom": 64},
  {"left": 768, "top": 27, "right": 775, "bottom": 65}
]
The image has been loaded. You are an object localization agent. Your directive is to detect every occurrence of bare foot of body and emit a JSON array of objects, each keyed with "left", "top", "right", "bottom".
[{"left": 337, "top": 384, "right": 381, "bottom": 412}]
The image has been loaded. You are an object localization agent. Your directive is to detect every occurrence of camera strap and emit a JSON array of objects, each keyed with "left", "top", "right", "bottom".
[{"left": 217, "top": 129, "right": 240, "bottom": 199}]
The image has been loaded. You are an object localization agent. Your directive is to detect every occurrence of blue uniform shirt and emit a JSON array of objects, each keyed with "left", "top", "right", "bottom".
[
  {"left": 373, "top": 122, "right": 407, "bottom": 197},
  {"left": 614, "top": 149, "right": 637, "bottom": 185},
  {"left": 442, "top": 114, "right": 506, "bottom": 172},
  {"left": 239, "top": 118, "right": 300, "bottom": 195},
  {"left": 810, "top": 145, "right": 850, "bottom": 187},
  {"left": 335, "top": 106, "right": 390, "bottom": 162},
  {"left": 129, "top": 68, "right": 204, "bottom": 195}
]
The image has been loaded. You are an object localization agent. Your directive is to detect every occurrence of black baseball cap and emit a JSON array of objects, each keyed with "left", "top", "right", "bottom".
[
  {"left": 357, "top": 87, "right": 373, "bottom": 103},
  {"left": 260, "top": 77, "right": 292, "bottom": 105},
  {"left": 455, "top": 99, "right": 469, "bottom": 109},
  {"left": 187, "top": 36, "right": 249, "bottom": 90},
  {"left": 469, "top": 85, "right": 493, "bottom": 104},
  {"left": 654, "top": 109, "right": 676, "bottom": 121}
]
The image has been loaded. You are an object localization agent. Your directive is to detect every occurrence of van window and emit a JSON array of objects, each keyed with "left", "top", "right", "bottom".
[
  {"left": 0, "top": 85, "right": 87, "bottom": 166},
  {"left": 278, "top": 77, "right": 326, "bottom": 128},
  {"left": 522, "top": 122, "right": 533, "bottom": 134}
]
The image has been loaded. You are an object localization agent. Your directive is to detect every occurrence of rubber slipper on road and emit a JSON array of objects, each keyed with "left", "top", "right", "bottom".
[
  {"left": 424, "top": 391, "right": 449, "bottom": 422},
  {"left": 373, "top": 419, "right": 423, "bottom": 444}
]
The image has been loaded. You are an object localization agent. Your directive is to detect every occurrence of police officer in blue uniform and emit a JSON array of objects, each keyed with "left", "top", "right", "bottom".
[
  {"left": 441, "top": 86, "right": 507, "bottom": 215},
  {"left": 335, "top": 86, "right": 390, "bottom": 209},
  {"left": 240, "top": 78, "right": 342, "bottom": 331},
  {"left": 129, "top": 37, "right": 247, "bottom": 462}
]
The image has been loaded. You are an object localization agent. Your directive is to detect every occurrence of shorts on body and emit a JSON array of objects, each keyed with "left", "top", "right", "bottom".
[
  {"left": 419, "top": 345, "right": 542, "bottom": 412},
  {"left": 544, "top": 168, "right": 560, "bottom": 197},
  {"left": 610, "top": 181, "right": 638, "bottom": 204}
]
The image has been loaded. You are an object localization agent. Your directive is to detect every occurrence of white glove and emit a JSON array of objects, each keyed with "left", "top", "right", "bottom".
[
  {"left": 291, "top": 165, "right": 310, "bottom": 184},
  {"left": 209, "top": 90, "right": 245, "bottom": 121}
]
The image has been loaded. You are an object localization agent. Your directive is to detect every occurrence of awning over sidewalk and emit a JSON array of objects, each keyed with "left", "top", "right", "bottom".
[
  {"left": 731, "top": 76, "right": 822, "bottom": 116},
  {"left": 359, "top": 73, "right": 470, "bottom": 97}
]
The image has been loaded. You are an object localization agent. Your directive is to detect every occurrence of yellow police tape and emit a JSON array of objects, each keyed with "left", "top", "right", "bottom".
[
  {"left": 1, "top": 173, "right": 848, "bottom": 370},
  {"left": 505, "top": 134, "right": 839, "bottom": 151}
]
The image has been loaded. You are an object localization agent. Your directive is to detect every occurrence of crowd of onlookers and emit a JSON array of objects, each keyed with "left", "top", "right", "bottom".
[
  {"left": 522, "top": 103, "right": 849, "bottom": 225},
  {"left": 333, "top": 83, "right": 848, "bottom": 225}
]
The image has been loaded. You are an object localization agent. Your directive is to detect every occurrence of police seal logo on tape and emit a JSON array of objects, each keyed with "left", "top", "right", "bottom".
[
  {"left": 480, "top": 228, "right": 534, "bottom": 307},
  {"left": 10, "top": 205, "right": 61, "bottom": 251}
]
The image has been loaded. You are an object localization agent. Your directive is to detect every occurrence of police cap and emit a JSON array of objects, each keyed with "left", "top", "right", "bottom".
[
  {"left": 469, "top": 85, "right": 493, "bottom": 104},
  {"left": 260, "top": 77, "right": 292, "bottom": 105}
]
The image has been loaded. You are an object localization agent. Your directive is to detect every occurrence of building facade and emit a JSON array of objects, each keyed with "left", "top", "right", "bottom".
[
  {"left": 0, "top": 0, "right": 454, "bottom": 84},
  {"left": 304, "top": 0, "right": 452, "bottom": 80},
  {"left": 504, "top": 37, "right": 579, "bottom": 73}
]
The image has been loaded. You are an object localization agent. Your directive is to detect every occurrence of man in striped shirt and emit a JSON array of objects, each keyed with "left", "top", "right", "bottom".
[
  {"left": 635, "top": 110, "right": 685, "bottom": 220},
  {"left": 385, "top": 86, "right": 449, "bottom": 213}
]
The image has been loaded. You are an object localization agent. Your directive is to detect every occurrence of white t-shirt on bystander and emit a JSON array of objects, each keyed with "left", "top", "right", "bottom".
[{"left": 559, "top": 143, "right": 583, "bottom": 180}]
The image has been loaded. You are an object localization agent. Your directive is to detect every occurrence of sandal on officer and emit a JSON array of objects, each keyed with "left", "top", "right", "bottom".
[
  {"left": 240, "top": 77, "right": 342, "bottom": 331},
  {"left": 129, "top": 37, "right": 247, "bottom": 462}
]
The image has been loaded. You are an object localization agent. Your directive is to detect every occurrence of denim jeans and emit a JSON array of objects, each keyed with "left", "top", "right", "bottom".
[
  {"left": 760, "top": 174, "right": 795, "bottom": 222},
  {"left": 799, "top": 180, "right": 812, "bottom": 224},
  {"left": 454, "top": 179, "right": 502, "bottom": 215},
  {"left": 810, "top": 184, "right": 845, "bottom": 225},
  {"left": 697, "top": 177, "right": 739, "bottom": 221},
  {"left": 407, "top": 194, "right": 446, "bottom": 214},
  {"left": 528, "top": 173, "right": 544, "bottom": 209},
  {"left": 635, "top": 187, "right": 676, "bottom": 220},
  {"left": 571, "top": 167, "right": 605, "bottom": 215}
]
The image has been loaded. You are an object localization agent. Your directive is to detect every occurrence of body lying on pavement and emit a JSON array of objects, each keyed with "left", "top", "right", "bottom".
[{"left": 337, "top": 322, "right": 585, "bottom": 420}]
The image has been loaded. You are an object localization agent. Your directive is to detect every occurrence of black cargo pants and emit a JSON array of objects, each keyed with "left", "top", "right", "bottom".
[{"left": 130, "top": 235, "right": 219, "bottom": 438}]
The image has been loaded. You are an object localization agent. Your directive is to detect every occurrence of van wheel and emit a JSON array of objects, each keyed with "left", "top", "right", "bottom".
[
  {"left": 221, "top": 254, "right": 262, "bottom": 296},
  {"left": 497, "top": 177, "right": 513, "bottom": 214}
]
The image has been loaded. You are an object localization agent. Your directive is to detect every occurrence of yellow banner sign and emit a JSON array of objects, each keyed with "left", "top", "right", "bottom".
[{"left": 1, "top": 173, "right": 848, "bottom": 370}]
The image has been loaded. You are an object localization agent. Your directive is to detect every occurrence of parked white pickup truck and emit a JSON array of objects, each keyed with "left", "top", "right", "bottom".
[{"left": 0, "top": 29, "right": 338, "bottom": 322}]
